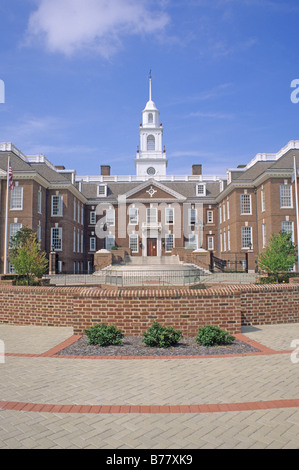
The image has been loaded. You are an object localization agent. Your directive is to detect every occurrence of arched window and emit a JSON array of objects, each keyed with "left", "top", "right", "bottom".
[
  {"left": 147, "top": 135, "right": 155, "bottom": 151},
  {"left": 148, "top": 113, "right": 153, "bottom": 124}
]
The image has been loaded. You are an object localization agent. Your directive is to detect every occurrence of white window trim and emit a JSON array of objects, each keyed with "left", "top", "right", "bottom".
[
  {"left": 90, "top": 237, "right": 96, "bottom": 251},
  {"left": 51, "top": 227, "right": 63, "bottom": 251},
  {"left": 165, "top": 233, "right": 174, "bottom": 252},
  {"left": 51, "top": 195, "right": 63, "bottom": 217},
  {"left": 106, "top": 235, "right": 115, "bottom": 250},
  {"left": 196, "top": 183, "right": 206, "bottom": 197},
  {"left": 10, "top": 186, "right": 23, "bottom": 211},
  {"left": 106, "top": 208, "right": 115, "bottom": 226},
  {"left": 165, "top": 207, "right": 174, "bottom": 225},
  {"left": 281, "top": 220, "right": 294, "bottom": 242},
  {"left": 146, "top": 207, "right": 157, "bottom": 224},
  {"left": 90, "top": 211, "right": 96, "bottom": 225},
  {"left": 207, "top": 210, "right": 213, "bottom": 224},
  {"left": 188, "top": 208, "right": 197, "bottom": 226},
  {"left": 97, "top": 184, "right": 107, "bottom": 197},
  {"left": 129, "top": 234, "right": 139, "bottom": 253},
  {"left": 37, "top": 189, "right": 42, "bottom": 214},
  {"left": 280, "top": 184, "right": 293, "bottom": 209},
  {"left": 240, "top": 194, "right": 252, "bottom": 215},
  {"left": 241, "top": 226, "right": 253, "bottom": 250},
  {"left": 207, "top": 236, "right": 214, "bottom": 251},
  {"left": 129, "top": 207, "right": 139, "bottom": 225}
]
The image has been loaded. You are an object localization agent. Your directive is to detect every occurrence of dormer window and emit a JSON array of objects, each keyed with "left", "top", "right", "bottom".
[
  {"left": 97, "top": 184, "right": 107, "bottom": 197},
  {"left": 196, "top": 183, "right": 206, "bottom": 196}
]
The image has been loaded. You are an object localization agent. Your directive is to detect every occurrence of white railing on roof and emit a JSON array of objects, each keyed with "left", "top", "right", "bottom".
[
  {"left": 0, "top": 142, "right": 27, "bottom": 161},
  {"left": 26, "top": 154, "right": 58, "bottom": 171},
  {"left": 245, "top": 140, "right": 299, "bottom": 169},
  {"left": 76, "top": 174, "right": 226, "bottom": 183}
]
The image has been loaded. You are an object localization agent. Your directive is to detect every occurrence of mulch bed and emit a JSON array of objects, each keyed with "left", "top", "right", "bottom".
[{"left": 56, "top": 335, "right": 261, "bottom": 357}]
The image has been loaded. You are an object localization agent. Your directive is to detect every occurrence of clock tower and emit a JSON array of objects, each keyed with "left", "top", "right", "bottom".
[{"left": 135, "top": 73, "right": 168, "bottom": 178}]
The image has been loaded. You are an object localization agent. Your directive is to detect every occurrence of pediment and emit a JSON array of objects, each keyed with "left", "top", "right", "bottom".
[{"left": 125, "top": 179, "right": 186, "bottom": 201}]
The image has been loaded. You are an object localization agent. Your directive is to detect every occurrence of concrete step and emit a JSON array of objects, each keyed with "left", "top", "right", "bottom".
[{"left": 124, "top": 255, "right": 182, "bottom": 266}]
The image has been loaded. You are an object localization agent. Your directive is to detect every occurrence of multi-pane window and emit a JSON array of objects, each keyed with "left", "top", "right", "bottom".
[
  {"left": 165, "top": 234, "right": 174, "bottom": 252},
  {"left": 207, "top": 211, "right": 213, "bottom": 223},
  {"left": 281, "top": 221, "right": 294, "bottom": 242},
  {"left": 280, "top": 184, "right": 292, "bottom": 208},
  {"left": 227, "top": 200, "right": 230, "bottom": 220},
  {"left": 37, "top": 223, "right": 41, "bottom": 243},
  {"left": 51, "top": 195, "right": 63, "bottom": 216},
  {"left": 51, "top": 227, "right": 62, "bottom": 251},
  {"left": 9, "top": 222, "right": 22, "bottom": 240},
  {"left": 207, "top": 236, "right": 214, "bottom": 250},
  {"left": 98, "top": 185, "right": 107, "bottom": 197},
  {"left": 90, "top": 211, "right": 96, "bottom": 225},
  {"left": 241, "top": 226, "right": 252, "bottom": 249},
  {"left": 73, "top": 230, "right": 76, "bottom": 252},
  {"left": 223, "top": 231, "right": 226, "bottom": 252},
  {"left": 129, "top": 234, "right": 139, "bottom": 253},
  {"left": 129, "top": 207, "right": 138, "bottom": 225},
  {"left": 241, "top": 194, "right": 251, "bottom": 215},
  {"left": 196, "top": 184, "right": 206, "bottom": 196},
  {"left": 90, "top": 237, "right": 96, "bottom": 251},
  {"left": 74, "top": 200, "right": 77, "bottom": 221},
  {"left": 223, "top": 204, "right": 226, "bottom": 222},
  {"left": 37, "top": 189, "right": 42, "bottom": 214},
  {"left": 262, "top": 223, "right": 266, "bottom": 248},
  {"left": 188, "top": 233, "right": 198, "bottom": 250},
  {"left": 188, "top": 208, "right": 197, "bottom": 225},
  {"left": 261, "top": 188, "right": 265, "bottom": 212},
  {"left": 227, "top": 230, "right": 231, "bottom": 251},
  {"left": 10, "top": 186, "right": 23, "bottom": 210},
  {"left": 106, "top": 236, "right": 115, "bottom": 250},
  {"left": 146, "top": 208, "right": 157, "bottom": 224},
  {"left": 106, "top": 209, "right": 115, "bottom": 226},
  {"left": 165, "top": 207, "right": 174, "bottom": 225}
]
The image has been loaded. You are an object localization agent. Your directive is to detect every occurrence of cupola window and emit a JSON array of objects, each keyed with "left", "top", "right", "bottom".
[
  {"left": 147, "top": 135, "right": 155, "bottom": 151},
  {"left": 148, "top": 113, "right": 153, "bottom": 124}
]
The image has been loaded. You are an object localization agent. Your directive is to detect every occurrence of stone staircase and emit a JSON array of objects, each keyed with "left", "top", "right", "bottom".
[{"left": 124, "top": 255, "right": 183, "bottom": 266}]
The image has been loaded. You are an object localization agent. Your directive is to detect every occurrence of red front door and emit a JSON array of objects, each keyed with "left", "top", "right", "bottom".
[{"left": 147, "top": 238, "right": 157, "bottom": 256}]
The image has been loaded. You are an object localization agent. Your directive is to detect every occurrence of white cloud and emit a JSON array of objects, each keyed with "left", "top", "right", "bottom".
[{"left": 26, "top": 0, "right": 170, "bottom": 57}]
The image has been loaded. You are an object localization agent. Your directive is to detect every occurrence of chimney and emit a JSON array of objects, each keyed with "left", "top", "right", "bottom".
[
  {"left": 55, "top": 165, "right": 65, "bottom": 170},
  {"left": 101, "top": 165, "right": 111, "bottom": 176},
  {"left": 192, "top": 164, "right": 202, "bottom": 176}
]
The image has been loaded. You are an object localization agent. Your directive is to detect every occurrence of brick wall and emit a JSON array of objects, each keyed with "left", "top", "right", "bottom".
[{"left": 1, "top": 284, "right": 299, "bottom": 336}]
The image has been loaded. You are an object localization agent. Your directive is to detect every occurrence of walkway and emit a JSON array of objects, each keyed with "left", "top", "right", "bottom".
[{"left": 0, "top": 323, "right": 299, "bottom": 449}]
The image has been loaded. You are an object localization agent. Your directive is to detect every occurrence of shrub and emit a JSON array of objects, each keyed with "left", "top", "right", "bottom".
[
  {"left": 85, "top": 323, "right": 124, "bottom": 346},
  {"left": 195, "top": 325, "right": 235, "bottom": 347},
  {"left": 142, "top": 321, "right": 182, "bottom": 348}
]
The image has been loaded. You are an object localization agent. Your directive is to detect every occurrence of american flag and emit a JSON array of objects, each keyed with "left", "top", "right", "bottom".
[{"left": 8, "top": 163, "right": 14, "bottom": 190}]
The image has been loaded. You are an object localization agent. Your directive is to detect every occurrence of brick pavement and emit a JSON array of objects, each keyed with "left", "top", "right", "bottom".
[{"left": 0, "top": 323, "right": 299, "bottom": 449}]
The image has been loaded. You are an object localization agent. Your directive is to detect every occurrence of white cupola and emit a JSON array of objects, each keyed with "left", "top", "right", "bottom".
[{"left": 135, "top": 72, "right": 168, "bottom": 178}]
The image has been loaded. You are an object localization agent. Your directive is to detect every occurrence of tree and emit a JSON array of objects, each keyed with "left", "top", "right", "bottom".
[
  {"left": 9, "top": 227, "right": 48, "bottom": 285},
  {"left": 258, "top": 231, "right": 297, "bottom": 283}
]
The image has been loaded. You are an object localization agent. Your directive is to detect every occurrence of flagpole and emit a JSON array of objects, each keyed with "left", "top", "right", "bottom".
[
  {"left": 3, "top": 155, "right": 10, "bottom": 275},
  {"left": 294, "top": 155, "right": 299, "bottom": 272}
]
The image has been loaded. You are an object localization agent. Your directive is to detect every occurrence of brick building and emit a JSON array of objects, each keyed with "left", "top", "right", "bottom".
[{"left": 0, "top": 77, "right": 298, "bottom": 274}]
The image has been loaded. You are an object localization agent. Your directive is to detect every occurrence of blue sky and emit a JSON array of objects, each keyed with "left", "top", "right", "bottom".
[{"left": 1, "top": 0, "right": 299, "bottom": 177}]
